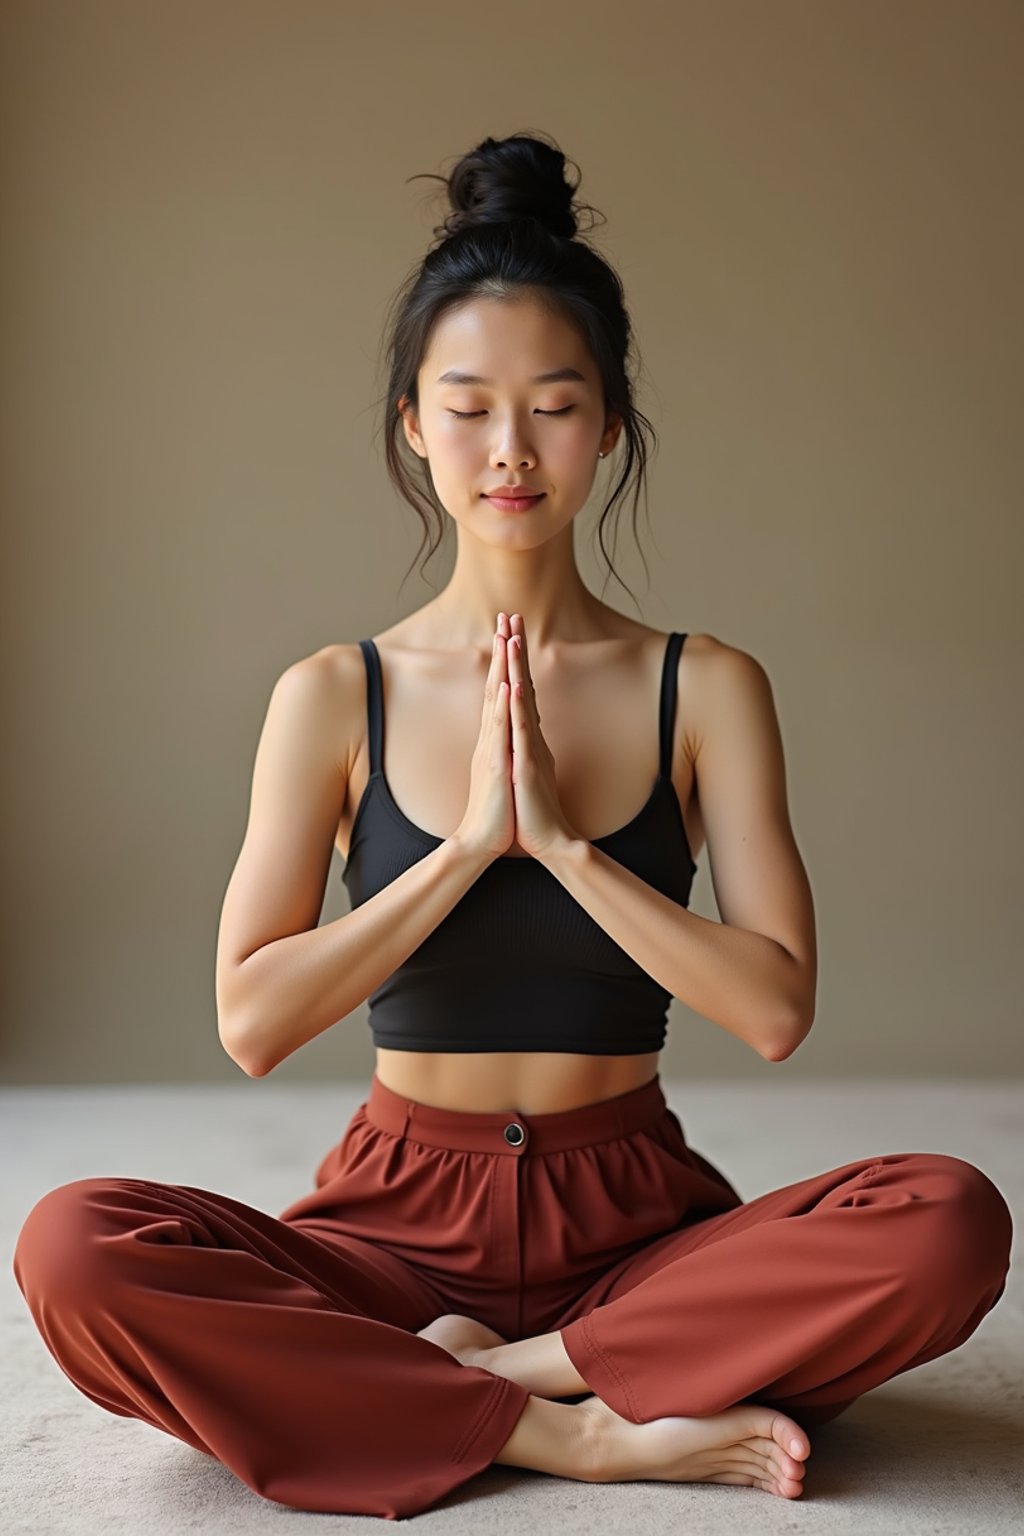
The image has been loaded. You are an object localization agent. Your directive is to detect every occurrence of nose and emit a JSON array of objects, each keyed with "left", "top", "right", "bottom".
[{"left": 489, "top": 418, "right": 538, "bottom": 470}]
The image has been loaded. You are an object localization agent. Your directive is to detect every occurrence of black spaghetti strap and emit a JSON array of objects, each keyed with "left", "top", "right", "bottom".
[
  {"left": 658, "top": 632, "right": 687, "bottom": 779},
  {"left": 357, "top": 639, "right": 384, "bottom": 775},
  {"left": 362, "top": 631, "right": 683, "bottom": 785}
]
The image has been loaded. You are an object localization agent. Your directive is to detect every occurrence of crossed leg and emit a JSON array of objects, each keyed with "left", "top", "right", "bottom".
[
  {"left": 11, "top": 1175, "right": 534, "bottom": 1518},
  {"left": 419, "top": 1150, "right": 1013, "bottom": 1496}
]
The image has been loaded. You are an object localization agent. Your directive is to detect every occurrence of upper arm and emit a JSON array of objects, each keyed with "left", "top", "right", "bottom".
[
  {"left": 215, "top": 647, "right": 356, "bottom": 1045},
  {"left": 692, "top": 638, "right": 817, "bottom": 1028}
]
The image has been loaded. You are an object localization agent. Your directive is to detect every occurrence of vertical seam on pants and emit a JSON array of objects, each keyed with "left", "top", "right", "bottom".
[
  {"left": 485, "top": 1155, "right": 498, "bottom": 1301},
  {"left": 514, "top": 1156, "right": 524, "bottom": 1341},
  {"left": 581, "top": 1313, "right": 642, "bottom": 1421}
]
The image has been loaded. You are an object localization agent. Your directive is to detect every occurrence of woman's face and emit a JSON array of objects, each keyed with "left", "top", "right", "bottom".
[{"left": 399, "top": 293, "right": 620, "bottom": 541}]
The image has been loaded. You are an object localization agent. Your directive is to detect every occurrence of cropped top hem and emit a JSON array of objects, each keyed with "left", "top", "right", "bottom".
[{"left": 369, "top": 1037, "right": 668, "bottom": 1056}]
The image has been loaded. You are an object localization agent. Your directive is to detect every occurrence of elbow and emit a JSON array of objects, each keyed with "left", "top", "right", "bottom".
[
  {"left": 226, "top": 1044, "right": 273, "bottom": 1078},
  {"left": 762, "top": 1007, "right": 814, "bottom": 1062},
  {"left": 762, "top": 964, "right": 816, "bottom": 1061},
  {"left": 237, "top": 1051, "right": 274, "bottom": 1078},
  {"left": 218, "top": 1012, "right": 272, "bottom": 1078},
  {"left": 217, "top": 961, "right": 274, "bottom": 1076}
]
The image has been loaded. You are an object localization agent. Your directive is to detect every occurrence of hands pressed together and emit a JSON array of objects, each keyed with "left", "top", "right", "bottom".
[{"left": 457, "top": 611, "right": 580, "bottom": 862}]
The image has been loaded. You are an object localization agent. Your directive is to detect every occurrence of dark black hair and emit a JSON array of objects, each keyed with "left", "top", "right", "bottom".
[{"left": 373, "top": 130, "right": 659, "bottom": 610}]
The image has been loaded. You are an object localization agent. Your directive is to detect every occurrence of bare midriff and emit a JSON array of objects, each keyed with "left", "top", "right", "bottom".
[{"left": 373, "top": 1047, "right": 663, "bottom": 1115}]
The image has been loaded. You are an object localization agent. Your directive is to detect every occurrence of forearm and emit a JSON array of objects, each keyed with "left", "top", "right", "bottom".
[
  {"left": 538, "top": 837, "right": 807, "bottom": 1059},
  {"left": 222, "top": 836, "right": 494, "bottom": 1076}
]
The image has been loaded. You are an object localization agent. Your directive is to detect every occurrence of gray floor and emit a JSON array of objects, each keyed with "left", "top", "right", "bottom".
[{"left": 3, "top": 1079, "right": 1022, "bottom": 1533}]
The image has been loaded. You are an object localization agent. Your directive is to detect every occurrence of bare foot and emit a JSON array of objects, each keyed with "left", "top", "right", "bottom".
[
  {"left": 578, "top": 1393, "right": 811, "bottom": 1499},
  {"left": 416, "top": 1312, "right": 509, "bottom": 1367},
  {"left": 418, "top": 1314, "right": 811, "bottom": 1499}
]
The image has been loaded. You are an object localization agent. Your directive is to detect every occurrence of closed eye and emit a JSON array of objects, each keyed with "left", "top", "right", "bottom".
[{"left": 447, "top": 406, "right": 577, "bottom": 419}]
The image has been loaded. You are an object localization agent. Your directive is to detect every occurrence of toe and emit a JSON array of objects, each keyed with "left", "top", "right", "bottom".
[
  {"left": 726, "top": 1457, "right": 797, "bottom": 1498},
  {"left": 771, "top": 1413, "right": 810, "bottom": 1460},
  {"left": 747, "top": 1434, "right": 806, "bottom": 1480}
]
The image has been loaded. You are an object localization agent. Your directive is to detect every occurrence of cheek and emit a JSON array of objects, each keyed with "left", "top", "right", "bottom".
[
  {"left": 432, "top": 422, "right": 478, "bottom": 465},
  {"left": 556, "top": 419, "right": 599, "bottom": 467}
]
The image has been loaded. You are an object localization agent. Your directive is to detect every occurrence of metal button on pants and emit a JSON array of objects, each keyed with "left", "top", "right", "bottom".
[{"left": 12, "top": 1071, "right": 1013, "bottom": 1520}]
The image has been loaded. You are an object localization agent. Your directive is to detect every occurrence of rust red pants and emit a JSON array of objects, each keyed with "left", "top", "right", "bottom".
[{"left": 12, "top": 1072, "right": 1013, "bottom": 1519}]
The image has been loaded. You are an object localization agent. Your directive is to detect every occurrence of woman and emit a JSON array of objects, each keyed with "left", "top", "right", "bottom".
[{"left": 13, "top": 132, "right": 1012, "bottom": 1520}]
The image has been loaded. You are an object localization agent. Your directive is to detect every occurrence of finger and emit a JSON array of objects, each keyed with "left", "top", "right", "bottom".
[
  {"left": 511, "top": 622, "right": 536, "bottom": 717},
  {"left": 487, "top": 631, "right": 508, "bottom": 723},
  {"left": 508, "top": 634, "right": 537, "bottom": 725},
  {"left": 510, "top": 667, "right": 527, "bottom": 726},
  {"left": 485, "top": 629, "right": 500, "bottom": 698},
  {"left": 510, "top": 614, "right": 530, "bottom": 677},
  {"left": 498, "top": 633, "right": 510, "bottom": 694},
  {"left": 510, "top": 676, "right": 522, "bottom": 736},
  {"left": 508, "top": 635, "right": 525, "bottom": 708},
  {"left": 505, "top": 643, "right": 518, "bottom": 713}
]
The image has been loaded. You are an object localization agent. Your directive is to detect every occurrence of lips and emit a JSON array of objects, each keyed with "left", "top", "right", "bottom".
[{"left": 484, "top": 493, "right": 545, "bottom": 510}]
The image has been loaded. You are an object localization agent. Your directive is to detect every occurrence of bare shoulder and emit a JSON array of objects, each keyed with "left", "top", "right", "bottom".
[
  {"left": 673, "top": 630, "right": 776, "bottom": 743},
  {"left": 286, "top": 641, "right": 369, "bottom": 780}
]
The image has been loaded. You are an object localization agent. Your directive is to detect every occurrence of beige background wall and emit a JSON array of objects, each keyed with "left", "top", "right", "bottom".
[{"left": 2, "top": 0, "right": 1020, "bottom": 1084}]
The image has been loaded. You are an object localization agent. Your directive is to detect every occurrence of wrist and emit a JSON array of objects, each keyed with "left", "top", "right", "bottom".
[
  {"left": 445, "top": 831, "right": 500, "bottom": 873},
  {"left": 535, "top": 832, "right": 590, "bottom": 871}
]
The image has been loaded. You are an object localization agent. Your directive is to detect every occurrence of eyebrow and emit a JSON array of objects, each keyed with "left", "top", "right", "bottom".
[{"left": 436, "top": 366, "right": 588, "bottom": 386}]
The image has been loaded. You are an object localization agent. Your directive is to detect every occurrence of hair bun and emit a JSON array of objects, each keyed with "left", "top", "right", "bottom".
[{"left": 421, "top": 132, "right": 595, "bottom": 243}]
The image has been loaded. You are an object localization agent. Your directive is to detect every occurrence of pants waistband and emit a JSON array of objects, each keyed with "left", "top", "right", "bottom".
[{"left": 363, "top": 1070, "right": 669, "bottom": 1155}]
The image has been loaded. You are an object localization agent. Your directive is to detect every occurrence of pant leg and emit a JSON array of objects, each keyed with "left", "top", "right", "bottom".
[
  {"left": 557, "top": 1151, "right": 1013, "bottom": 1430},
  {"left": 11, "top": 1175, "right": 531, "bottom": 1519}
]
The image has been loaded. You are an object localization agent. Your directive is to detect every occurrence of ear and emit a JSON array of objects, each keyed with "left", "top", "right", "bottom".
[
  {"left": 600, "top": 411, "right": 624, "bottom": 456},
  {"left": 397, "top": 394, "right": 427, "bottom": 459}
]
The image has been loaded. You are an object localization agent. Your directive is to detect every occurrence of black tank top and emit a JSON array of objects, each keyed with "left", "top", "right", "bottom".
[{"left": 341, "top": 633, "right": 697, "bottom": 1054}]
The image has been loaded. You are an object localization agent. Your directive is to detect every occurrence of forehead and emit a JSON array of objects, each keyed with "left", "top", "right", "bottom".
[{"left": 422, "top": 295, "right": 593, "bottom": 386}]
